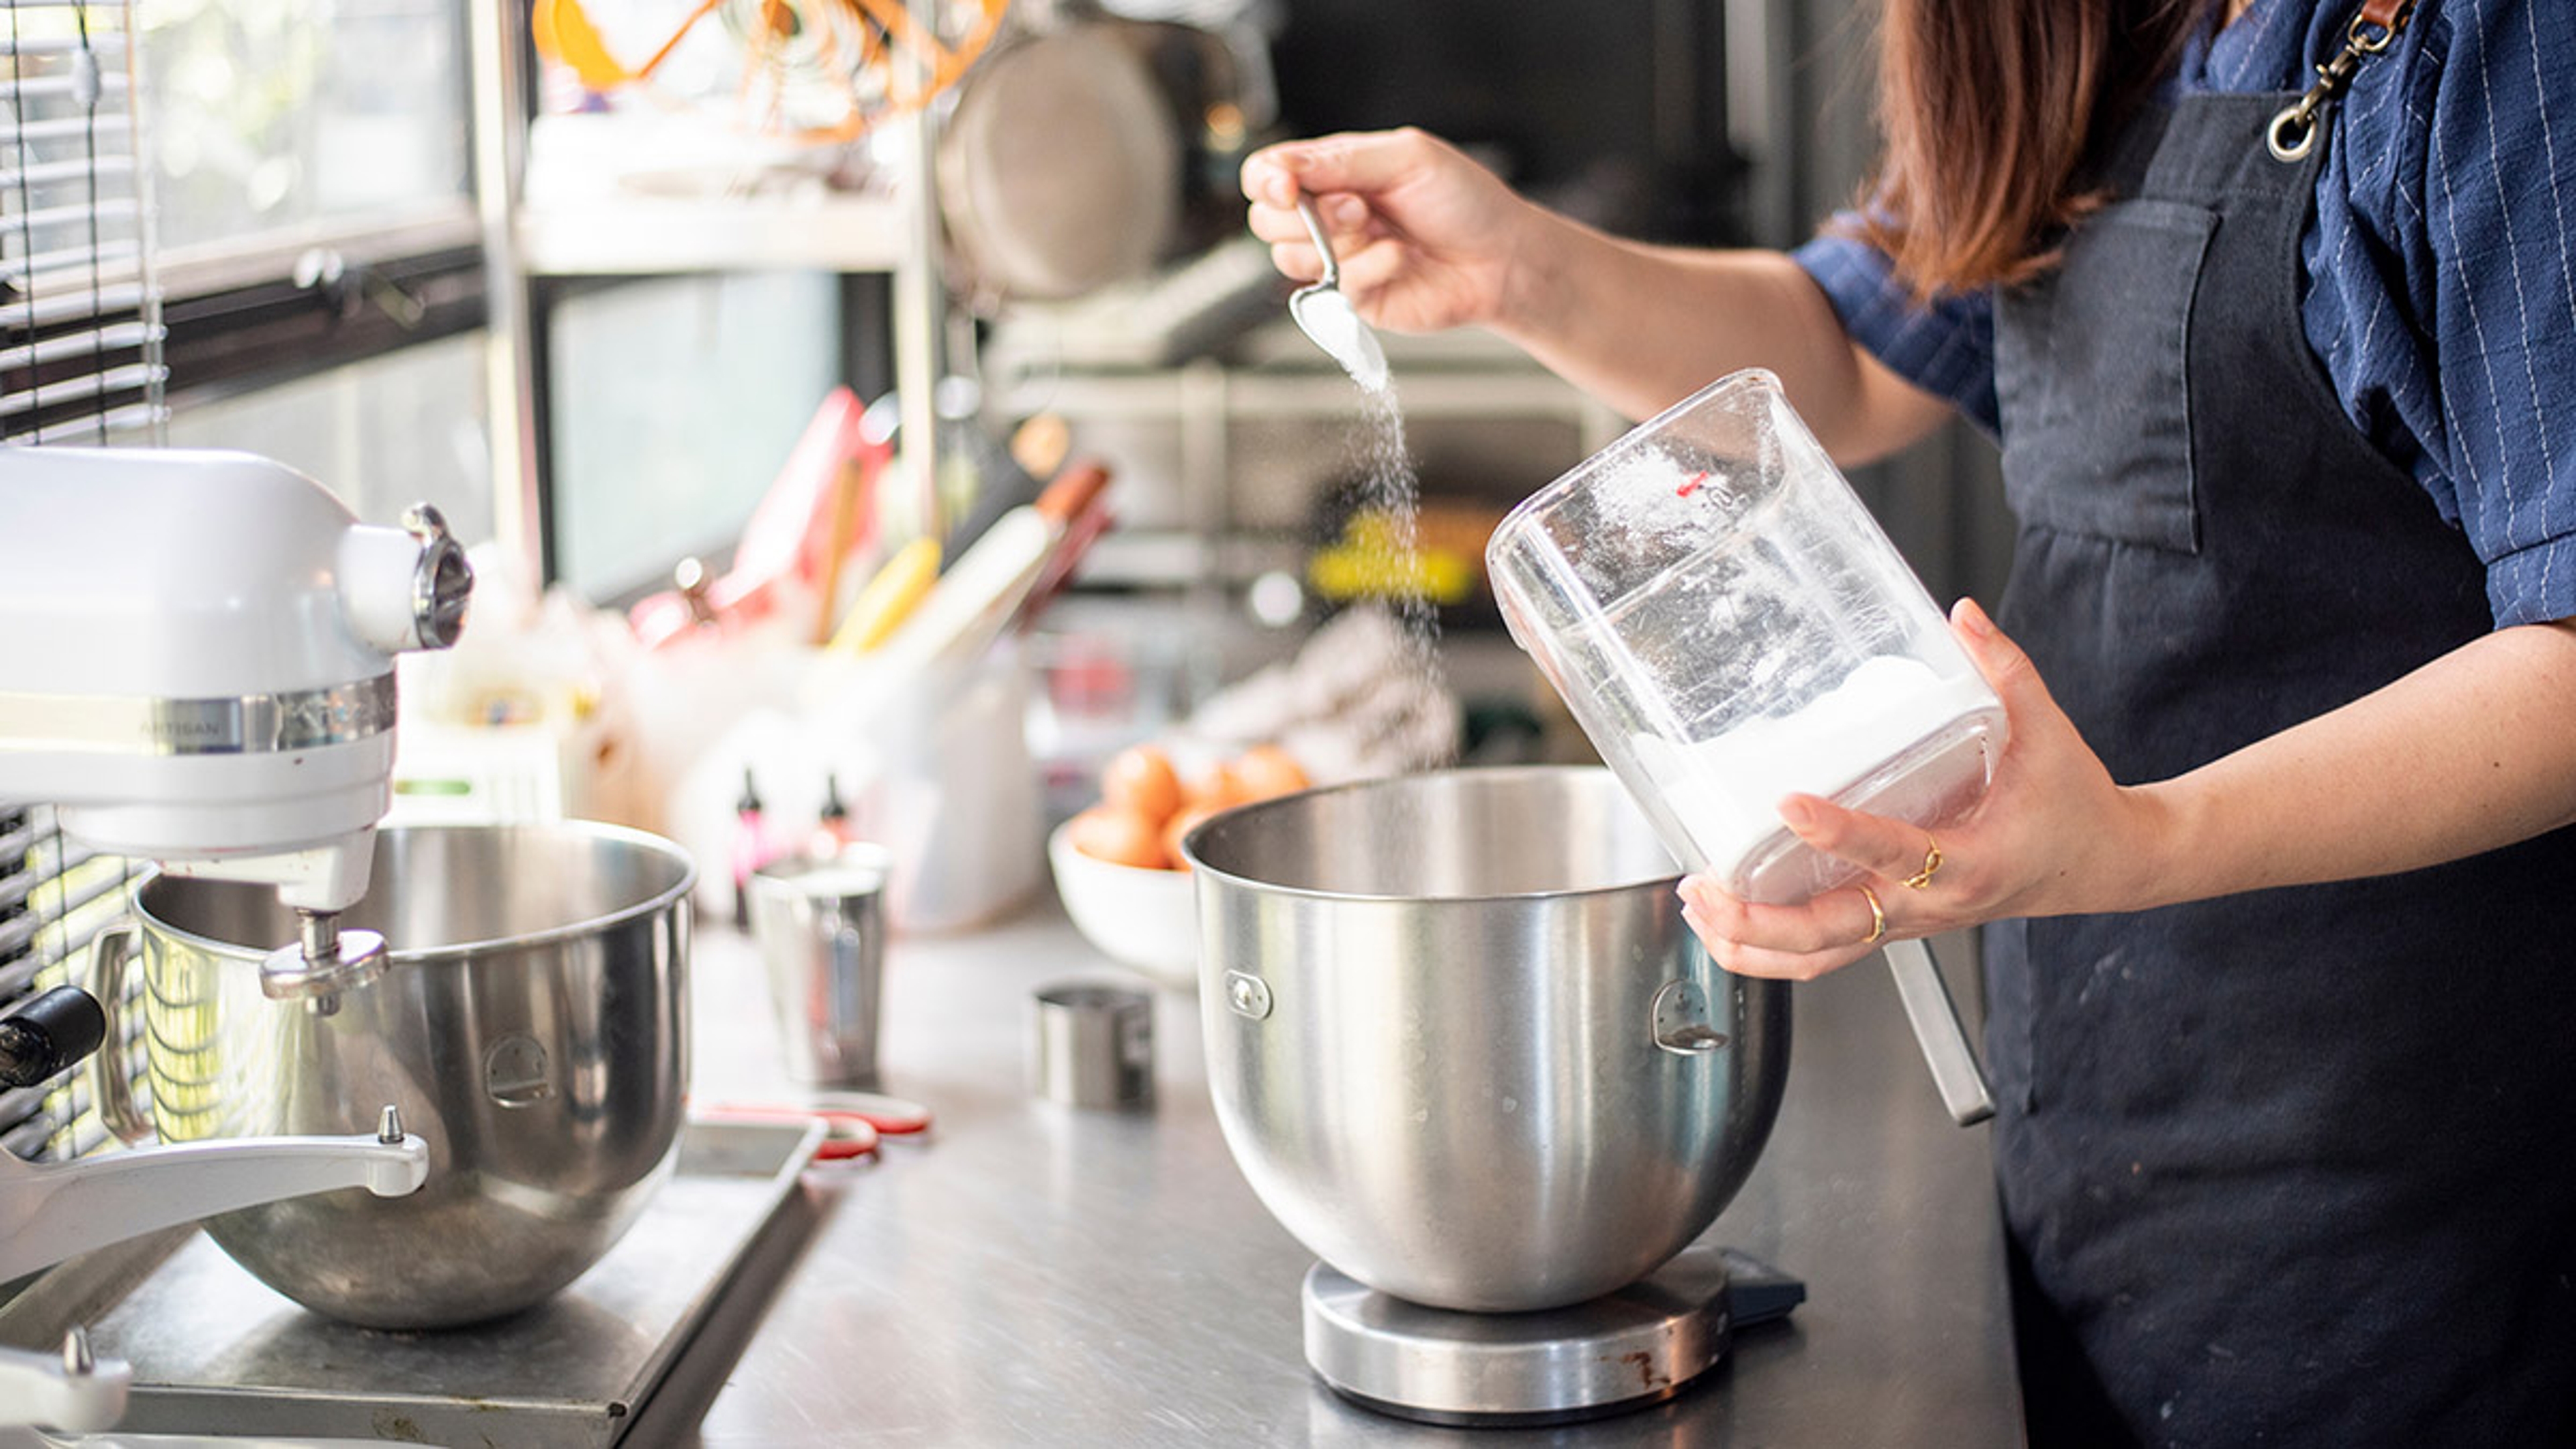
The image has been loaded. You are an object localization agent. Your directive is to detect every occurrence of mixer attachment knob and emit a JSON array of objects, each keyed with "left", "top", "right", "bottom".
[
  {"left": 401, "top": 501, "right": 474, "bottom": 650},
  {"left": 259, "top": 909, "right": 390, "bottom": 1005}
]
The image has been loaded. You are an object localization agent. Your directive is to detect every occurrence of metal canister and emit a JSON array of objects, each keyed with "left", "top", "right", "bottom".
[
  {"left": 1031, "top": 982, "right": 1153, "bottom": 1109},
  {"left": 750, "top": 846, "right": 894, "bottom": 1086}
]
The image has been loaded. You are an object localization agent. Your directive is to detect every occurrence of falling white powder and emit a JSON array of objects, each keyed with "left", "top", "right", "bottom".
[
  {"left": 1291, "top": 284, "right": 1441, "bottom": 691},
  {"left": 1346, "top": 386, "right": 1441, "bottom": 678}
]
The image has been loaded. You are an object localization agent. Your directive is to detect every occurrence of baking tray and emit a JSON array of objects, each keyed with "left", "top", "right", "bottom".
[{"left": 78, "top": 1116, "right": 825, "bottom": 1449}]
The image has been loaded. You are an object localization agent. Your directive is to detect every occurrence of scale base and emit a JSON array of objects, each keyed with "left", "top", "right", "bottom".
[{"left": 1301, "top": 1244, "right": 1803, "bottom": 1428}]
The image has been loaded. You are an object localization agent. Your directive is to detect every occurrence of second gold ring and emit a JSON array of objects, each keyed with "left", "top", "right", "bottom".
[
  {"left": 1902, "top": 835, "right": 1943, "bottom": 891},
  {"left": 1858, "top": 884, "right": 1887, "bottom": 947}
]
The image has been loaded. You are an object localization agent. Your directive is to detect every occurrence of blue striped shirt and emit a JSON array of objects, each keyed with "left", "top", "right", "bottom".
[{"left": 1793, "top": 0, "right": 2576, "bottom": 628}]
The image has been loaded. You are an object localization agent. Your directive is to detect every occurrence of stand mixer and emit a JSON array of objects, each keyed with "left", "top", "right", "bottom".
[{"left": 0, "top": 444, "right": 473, "bottom": 1438}]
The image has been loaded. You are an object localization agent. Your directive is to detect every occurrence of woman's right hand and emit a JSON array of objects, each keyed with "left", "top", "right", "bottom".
[
  {"left": 1240, "top": 128, "right": 1542, "bottom": 337},
  {"left": 1242, "top": 127, "right": 1932, "bottom": 456}
]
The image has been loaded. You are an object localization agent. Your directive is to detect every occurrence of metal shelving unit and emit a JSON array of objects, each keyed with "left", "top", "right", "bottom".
[
  {"left": 985, "top": 320, "right": 1627, "bottom": 597},
  {"left": 515, "top": 192, "right": 911, "bottom": 276},
  {"left": 468, "top": 3, "right": 949, "bottom": 589}
]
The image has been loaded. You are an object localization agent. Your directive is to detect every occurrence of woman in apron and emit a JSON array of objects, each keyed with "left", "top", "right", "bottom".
[{"left": 1246, "top": 1, "right": 2576, "bottom": 1443}]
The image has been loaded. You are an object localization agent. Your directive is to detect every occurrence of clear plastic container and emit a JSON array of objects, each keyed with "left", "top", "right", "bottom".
[{"left": 1489, "top": 368, "right": 2007, "bottom": 904}]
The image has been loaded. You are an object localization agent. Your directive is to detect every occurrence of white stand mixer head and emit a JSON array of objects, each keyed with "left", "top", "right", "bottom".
[
  {"left": 0, "top": 445, "right": 466, "bottom": 1327},
  {"left": 0, "top": 446, "right": 471, "bottom": 986}
]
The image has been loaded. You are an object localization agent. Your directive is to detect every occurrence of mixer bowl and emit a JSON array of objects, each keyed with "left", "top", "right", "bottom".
[
  {"left": 1183, "top": 766, "right": 1790, "bottom": 1313},
  {"left": 119, "top": 822, "right": 693, "bottom": 1330}
]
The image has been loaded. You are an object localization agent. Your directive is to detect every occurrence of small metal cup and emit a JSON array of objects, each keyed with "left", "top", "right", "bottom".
[
  {"left": 751, "top": 847, "right": 894, "bottom": 1085},
  {"left": 1032, "top": 981, "right": 1153, "bottom": 1109}
]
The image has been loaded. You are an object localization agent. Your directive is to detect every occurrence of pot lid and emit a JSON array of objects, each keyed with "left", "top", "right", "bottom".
[{"left": 938, "top": 25, "right": 1183, "bottom": 302}]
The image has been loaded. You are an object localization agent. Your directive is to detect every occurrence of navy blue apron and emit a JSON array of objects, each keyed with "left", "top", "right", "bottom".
[{"left": 1984, "top": 84, "right": 2576, "bottom": 1446}]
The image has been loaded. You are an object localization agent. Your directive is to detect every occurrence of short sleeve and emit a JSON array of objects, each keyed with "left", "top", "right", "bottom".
[{"left": 1792, "top": 223, "right": 2002, "bottom": 437}]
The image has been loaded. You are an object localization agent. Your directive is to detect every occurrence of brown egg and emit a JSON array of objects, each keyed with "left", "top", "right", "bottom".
[
  {"left": 1232, "top": 743, "right": 1310, "bottom": 802},
  {"left": 1187, "top": 761, "right": 1252, "bottom": 812},
  {"left": 1162, "top": 802, "right": 1223, "bottom": 872},
  {"left": 1101, "top": 744, "right": 1184, "bottom": 827},
  {"left": 1068, "top": 805, "right": 1170, "bottom": 869}
]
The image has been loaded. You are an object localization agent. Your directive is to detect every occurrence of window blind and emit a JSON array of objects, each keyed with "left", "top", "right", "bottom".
[
  {"left": 3, "top": 0, "right": 161, "bottom": 442},
  {"left": 2, "top": 0, "right": 162, "bottom": 1164}
]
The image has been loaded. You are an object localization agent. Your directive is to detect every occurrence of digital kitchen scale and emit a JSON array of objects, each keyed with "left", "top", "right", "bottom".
[{"left": 1302, "top": 1244, "right": 1805, "bottom": 1427}]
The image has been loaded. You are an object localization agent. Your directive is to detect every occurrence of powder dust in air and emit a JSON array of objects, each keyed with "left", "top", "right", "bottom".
[{"left": 1326, "top": 327, "right": 1445, "bottom": 688}]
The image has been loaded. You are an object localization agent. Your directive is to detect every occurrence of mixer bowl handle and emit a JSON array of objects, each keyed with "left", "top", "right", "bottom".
[
  {"left": 85, "top": 923, "right": 157, "bottom": 1146},
  {"left": 1649, "top": 977, "right": 1731, "bottom": 1056}
]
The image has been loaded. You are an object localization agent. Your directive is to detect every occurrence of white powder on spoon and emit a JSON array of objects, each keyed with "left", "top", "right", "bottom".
[{"left": 1295, "top": 288, "right": 1390, "bottom": 393}]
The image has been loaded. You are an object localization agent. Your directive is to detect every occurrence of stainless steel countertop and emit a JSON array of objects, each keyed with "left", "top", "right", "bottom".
[{"left": 641, "top": 903, "right": 2023, "bottom": 1447}]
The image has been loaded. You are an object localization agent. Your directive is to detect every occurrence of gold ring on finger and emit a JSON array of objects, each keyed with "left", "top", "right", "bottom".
[
  {"left": 1902, "top": 835, "right": 1943, "bottom": 891},
  {"left": 1858, "top": 884, "right": 1887, "bottom": 947}
]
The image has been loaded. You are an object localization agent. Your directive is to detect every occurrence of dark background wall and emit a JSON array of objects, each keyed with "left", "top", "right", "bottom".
[{"left": 1268, "top": 0, "right": 1744, "bottom": 244}]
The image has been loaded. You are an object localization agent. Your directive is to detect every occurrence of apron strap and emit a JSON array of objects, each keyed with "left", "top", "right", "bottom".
[{"left": 2265, "top": 0, "right": 2420, "bottom": 162}]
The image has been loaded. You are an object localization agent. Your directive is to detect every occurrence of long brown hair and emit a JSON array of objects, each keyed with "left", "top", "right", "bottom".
[{"left": 1861, "top": 0, "right": 2218, "bottom": 298}]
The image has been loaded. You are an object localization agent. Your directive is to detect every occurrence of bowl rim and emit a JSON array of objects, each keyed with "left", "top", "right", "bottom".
[
  {"left": 131, "top": 820, "right": 700, "bottom": 964},
  {"left": 1046, "top": 814, "right": 1197, "bottom": 886},
  {"left": 1178, "top": 764, "right": 1686, "bottom": 906}
]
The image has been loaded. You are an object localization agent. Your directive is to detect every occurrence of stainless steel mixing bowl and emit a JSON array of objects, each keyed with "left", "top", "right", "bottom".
[
  {"left": 1185, "top": 766, "right": 1791, "bottom": 1313},
  {"left": 99, "top": 822, "right": 694, "bottom": 1330}
]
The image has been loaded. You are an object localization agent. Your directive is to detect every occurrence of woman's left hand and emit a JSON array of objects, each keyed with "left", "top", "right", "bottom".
[{"left": 1678, "top": 598, "right": 2169, "bottom": 980}]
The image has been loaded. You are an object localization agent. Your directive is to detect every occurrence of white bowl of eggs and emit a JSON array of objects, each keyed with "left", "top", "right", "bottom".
[{"left": 1051, "top": 741, "right": 1310, "bottom": 989}]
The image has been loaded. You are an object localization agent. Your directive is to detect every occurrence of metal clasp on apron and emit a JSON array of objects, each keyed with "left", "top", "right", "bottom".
[{"left": 2266, "top": 0, "right": 2418, "bottom": 162}]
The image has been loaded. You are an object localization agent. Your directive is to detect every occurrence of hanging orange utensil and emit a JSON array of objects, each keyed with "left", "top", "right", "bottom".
[
  {"left": 536, "top": 0, "right": 1006, "bottom": 145},
  {"left": 531, "top": 0, "right": 639, "bottom": 89},
  {"left": 632, "top": 0, "right": 726, "bottom": 79},
  {"left": 533, "top": 0, "right": 725, "bottom": 90}
]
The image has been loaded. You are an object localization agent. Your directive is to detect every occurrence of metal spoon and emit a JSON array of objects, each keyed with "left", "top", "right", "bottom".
[{"left": 1289, "top": 193, "right": 1389, "bottom": 390}]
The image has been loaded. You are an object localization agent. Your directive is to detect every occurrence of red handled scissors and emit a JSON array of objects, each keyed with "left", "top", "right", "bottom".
[{"left": 696, "top": 1091, "right": 933, "bottom": 1161}]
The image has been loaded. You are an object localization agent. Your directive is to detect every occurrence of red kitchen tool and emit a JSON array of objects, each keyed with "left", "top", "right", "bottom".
[
  {"left": 630, "top": 388, "right": 888, "bottom": 649},
  {"left": 695, "top": 1091, "right": 934, "bottom": 1162}
]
